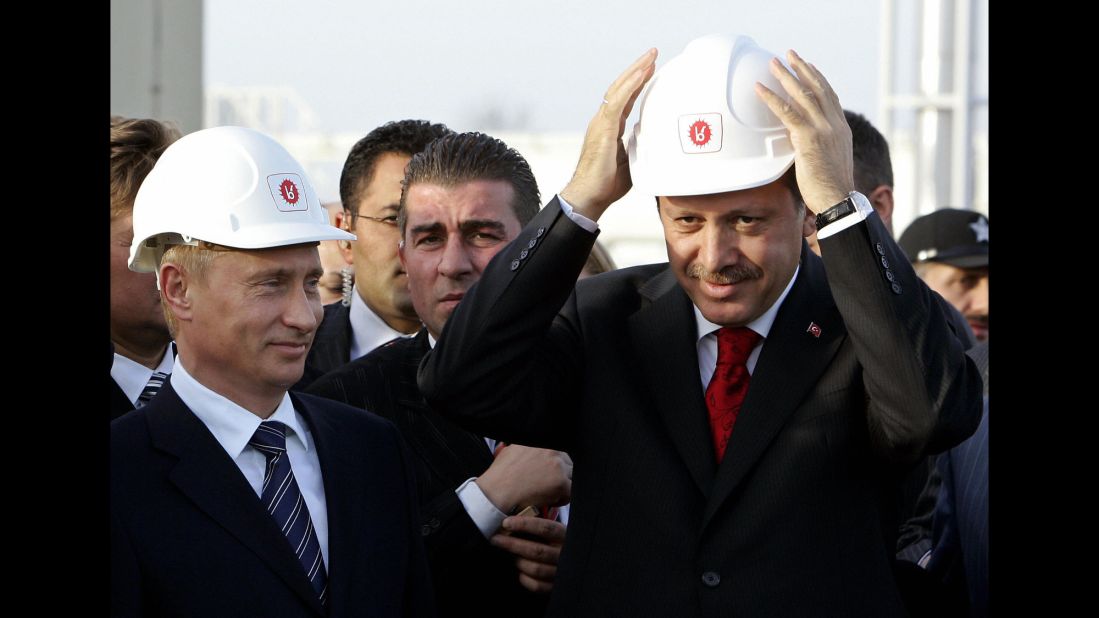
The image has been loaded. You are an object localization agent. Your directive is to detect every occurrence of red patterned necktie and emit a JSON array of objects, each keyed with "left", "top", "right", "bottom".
[{"left": 705, "top": 327, "right": 761, "bottom": 463}]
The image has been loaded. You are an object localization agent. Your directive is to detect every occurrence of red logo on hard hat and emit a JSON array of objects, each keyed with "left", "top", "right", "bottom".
[
  {"left": 688, "top": 119, "right": 712, "bottom": 147},
  {"left": 278, "top": 179, "right": 300, "bottom": 205}
]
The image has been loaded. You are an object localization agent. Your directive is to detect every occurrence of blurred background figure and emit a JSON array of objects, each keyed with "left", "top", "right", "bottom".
[
  {"left": 110, "top": 115, "right": 181, "bottom": 420},
  {"left": 296, "top": 120, "right": 453, "bottom": 390},
  {"left": 318, "top": 200, "right": 351, "bottom": 305},
  {"left": 899, "top": 209, "right": 989, "bottom": 342}
]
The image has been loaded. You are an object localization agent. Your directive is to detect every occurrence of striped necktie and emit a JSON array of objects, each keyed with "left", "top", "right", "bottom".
[
  {"left": 135, "top": 371, "right": 168, "bottom": 408},
  {"left": 249, "top": 421, "right": 329, "bottom": 606}
]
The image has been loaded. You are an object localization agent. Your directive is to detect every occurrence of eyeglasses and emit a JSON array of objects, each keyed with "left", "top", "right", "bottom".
[{"left": 349, "top": 212, "right": 398, "bottom": 227}]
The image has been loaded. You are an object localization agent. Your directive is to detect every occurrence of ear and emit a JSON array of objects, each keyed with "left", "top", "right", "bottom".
[
  {"left": 868, "top": 185, "right": 894, "bottom": 232},
  {"left": 801, "top": 206, "right": 818, "bottom": 238},
  {"left": 335, "top": 209, "right": 355, "bottom": 265},
  {"left": 159, "top": 263, "right": 194, "bottom": 325}
]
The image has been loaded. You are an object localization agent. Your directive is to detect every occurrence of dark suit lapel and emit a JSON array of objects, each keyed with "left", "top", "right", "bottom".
[
  {"left": 147, "top": 382, "right": 326, "bottom": 616},
  {"left": 703, "top": 245, "right": 847, "bottom": 529},
  {"left": 316, "top": 303, "right": 353, "bottom": 370},
  {"left": 393, "top": 332, "right": 494, "bottom": 485},
  {"left": 629, "top": 269, "right": 716, "bottom": 496}
]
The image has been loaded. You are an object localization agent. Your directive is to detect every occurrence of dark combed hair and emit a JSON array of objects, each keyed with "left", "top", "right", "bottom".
[
  {"left": 110, "top": 115, "right": 182, "bottom": 218},
  {"left": 845, "top": 109, "right": 893, "bottom": 194},
  {"left": 398, "top": 132, "right": 541, "bottom": 234},
  {"left": 339, "top": 119, "right": 453, "bottom": 213}
]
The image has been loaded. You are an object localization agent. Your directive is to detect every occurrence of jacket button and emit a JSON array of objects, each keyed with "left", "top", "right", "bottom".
[
  {"left": 885, "top": 270, "right": 895, "bottom": 282},
  {"left": 891, "top": 282, "right": 902, "bottom": 294},
  {"left": 528, "top": 239, "right": 538, "bottom": 249},
  {"left": 420, "top": 524, "right": 432, "bottom": 536},
  {"left": 875, "top": 242, "right": 885, "bottom": 255},
  {"left": 428, "top": 517, "right": 440, "bottom": 529},
  {"left": 520, "top": 249, "right": 529, "bottom": 259},
  {"left": 510, "top": 259, "right": 521, "bottom": 271},
  {"left": 536, "top": 227, "right": 546, "bottom": 238},
  {"left": 701, "top": 571, "right": 721, "bottom": 587},
  {"left": 880, "top": 255, "right": 890, "bottom": 269}
]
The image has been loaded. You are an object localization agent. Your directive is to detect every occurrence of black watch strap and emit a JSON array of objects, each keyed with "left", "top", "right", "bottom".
[{"left": 815, "top": 196, "right": 857, "bottom": 229}]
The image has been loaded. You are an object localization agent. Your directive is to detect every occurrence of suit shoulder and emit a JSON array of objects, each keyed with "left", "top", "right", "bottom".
[
  {"left": 357, "top": 335, "right": 417, "bottom": 368},
  {"left": 305, "top": 336, "right": 414, "bottom": 398},
  {"left": 294, "top": 391, "right": 400, "bottom": 434},
  {"left": 575, "top": 262, "right": 670, "bottom": 312}
]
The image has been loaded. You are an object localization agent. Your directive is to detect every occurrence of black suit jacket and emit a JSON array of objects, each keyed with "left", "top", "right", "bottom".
[
  {"left": 306, "top": 330, "right": 549, "bottom": 617},
  {"left": 419, "top": 199, "right": 983, "bottom": 617},
  {"left": 111, "top": 380, "right": 435, "bottom": 617},
  {"left": 295, "top": 301, "right": 353, "bottom": 392}
]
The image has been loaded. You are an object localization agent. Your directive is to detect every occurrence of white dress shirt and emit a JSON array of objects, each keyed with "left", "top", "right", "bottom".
[
  {"left": 348, "top": 285, "right": 415, "bottom": 361},
  {"left": 171, "top": 360, "right": 330, "bottom": 567},
  {"left": 111, "top": 344, "right": 176, "bottom": 405}
]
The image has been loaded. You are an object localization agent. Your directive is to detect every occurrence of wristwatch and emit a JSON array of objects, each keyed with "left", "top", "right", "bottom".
[{"left": 815, "top": 191, "right": 871, "bottom": 229}]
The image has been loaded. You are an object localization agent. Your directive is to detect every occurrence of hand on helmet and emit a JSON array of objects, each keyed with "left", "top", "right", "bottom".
[
  {"left": 754, "top": 50, "right": 854, "bottom": 214},
  {"left": 560, "top": 48, "right": 657, "bottom": 222}
]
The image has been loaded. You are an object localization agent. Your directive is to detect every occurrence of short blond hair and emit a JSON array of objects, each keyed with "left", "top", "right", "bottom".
[{"left": 158, "top": 244, "right": 223, "bottom": 336}]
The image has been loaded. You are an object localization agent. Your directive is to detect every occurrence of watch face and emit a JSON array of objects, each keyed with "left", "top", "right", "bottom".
[
  {"left": 817, "top": 196, "right": 855, "bottom": 227},
  {"left": 849, "top": 191, "right": 871, "bottom": 213}
]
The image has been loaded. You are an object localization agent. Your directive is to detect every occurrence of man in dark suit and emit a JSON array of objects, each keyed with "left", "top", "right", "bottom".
[
  {"left": 109, "top": 115, "right": 181, "bottom": 420},
  {"left": 296, "top": 120, "right": 454, "bottom": 390},
  {"left": 307, "top": 132, "right": 572, "bottom": 615},
  {"left": 111, "top": 126, "right": 433, "bottom": 617},
  {"left": 419, "top": 36, "right": 983, "bottom": 616}
]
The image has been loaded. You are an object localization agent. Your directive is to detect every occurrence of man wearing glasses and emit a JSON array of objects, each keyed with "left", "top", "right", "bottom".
[{"left": 296, "top": 120, "right": 453, "bottom": 390}]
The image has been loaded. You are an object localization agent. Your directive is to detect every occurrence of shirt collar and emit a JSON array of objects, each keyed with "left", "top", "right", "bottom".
[
  {"left": 348, "top": 284, "right": 415, "bottom": 358},
  {"left": 693, "top": 264, "right": 800, "bottom": 344},
  {"left": 111, "top": 344, "right": 176, "bottom": 404},
  {"left": 171, "top": 359, "right": 311, "bottom": 458}
]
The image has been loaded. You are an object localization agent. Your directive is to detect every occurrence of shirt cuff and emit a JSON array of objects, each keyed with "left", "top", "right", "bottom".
[
  {"left": 815, "top": 193, "right": 874, "bottom": 240},
  {"left": 455, "top": 477, "right": 508, "bottom": 539},
  {"left": 556, "top": 194, "right": 599, "bottom": 233},
  {"left": 917, "top": 549, "right": 933, "bottom": 569}
]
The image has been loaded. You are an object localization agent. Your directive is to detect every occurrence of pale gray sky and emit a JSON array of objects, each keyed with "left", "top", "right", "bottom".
[{"left": 205, "top": 0, "right": 886, "bottom": 135}]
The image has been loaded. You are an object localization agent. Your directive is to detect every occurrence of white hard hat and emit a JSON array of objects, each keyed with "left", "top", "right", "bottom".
[
  {"left": 129, "top": 126, "right": 356, "bottom": 272},
  {"left": 627, "top": 34, "right": 796, "bottom": 197}
]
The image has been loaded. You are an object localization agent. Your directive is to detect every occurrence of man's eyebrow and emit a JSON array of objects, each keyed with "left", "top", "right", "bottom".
[
  {"left": 459, "top": 219, "right": 507, "bottom": 234},
  {"left": 409, "top": 221, "right": 445, "bottom": 236}
]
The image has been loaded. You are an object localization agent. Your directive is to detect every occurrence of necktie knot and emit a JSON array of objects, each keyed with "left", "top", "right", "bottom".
[
  {"left": 249, "top": 421, "right": 289, "bottom": 459},
  {"left": 715, "top": 327, "right": 761, "bottom": 367}
]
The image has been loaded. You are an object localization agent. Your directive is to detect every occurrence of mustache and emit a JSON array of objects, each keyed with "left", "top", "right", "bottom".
[{"left": 687, "top": 262, "right": 762, "bottom": 285}]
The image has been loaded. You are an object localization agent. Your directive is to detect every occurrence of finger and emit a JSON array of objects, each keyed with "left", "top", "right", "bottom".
[
  {"left": 603, "top": 48, "right": 658, "bottom": 105},
  {"left": 490, "top": 534, "right": 563, "bottom": 563},
  {"left": 788, "top": 50, "right": 840, "bottom": 107},
  {"left": 620, "top": 59, "right": 657, "bottom": 126},
  {"left": 754, "top": 81, "right": 802, "bottom": 130},
  {"left": 766, "top": 57, "right": 820, "bottom": 125},
  {"left": 516, "top": 557, "right": 557, "bottom": 580},
  {"left": 518, "top": 572, "right": 554, "bottom": 594},
  {"left": 502, "top": 515, "right": 567, "bottom": 542}
]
